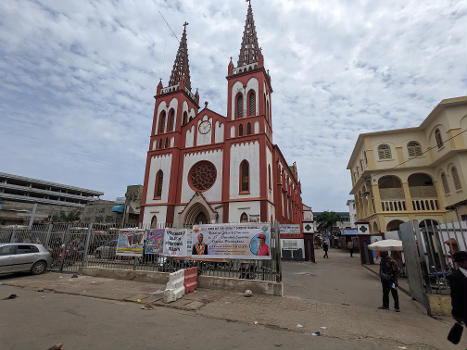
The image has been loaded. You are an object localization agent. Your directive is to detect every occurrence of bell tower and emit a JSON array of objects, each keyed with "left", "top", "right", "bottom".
[
  {"left": 141, "top": 23, "right": 199, "bottom": 226},
  {"left": 226, "top": 1, "right": 273, "bottom": 139}
]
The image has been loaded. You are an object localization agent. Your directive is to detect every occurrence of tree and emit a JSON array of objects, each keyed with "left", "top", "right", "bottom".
[
  {"left": 51, "top": 210, "right": 81, "bottom": 223},
  {"left": 315, "top": 211, "right": 340, "bottom": 234}
]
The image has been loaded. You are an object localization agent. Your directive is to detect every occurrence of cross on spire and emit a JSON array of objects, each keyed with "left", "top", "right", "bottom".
[
  {"left": 168, "top": 22, "right": 192, "bottom": 91},
  {"left": 237, "top": 0, "right": 260, "bottom": 67}
]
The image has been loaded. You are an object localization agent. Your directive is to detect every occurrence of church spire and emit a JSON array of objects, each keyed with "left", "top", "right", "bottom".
[
  {"left": 168, "top": 22, "right": 191, "bottom": 91},
  {"left": 237, "top": 1, "right": 261, "bottom": 68}
]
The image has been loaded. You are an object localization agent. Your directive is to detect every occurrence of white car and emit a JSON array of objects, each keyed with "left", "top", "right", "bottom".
[{"left": 0, "top": 243, "right": 52, "bottom": 275}]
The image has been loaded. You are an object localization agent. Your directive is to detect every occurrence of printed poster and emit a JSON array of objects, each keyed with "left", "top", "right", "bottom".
[
  {"left": 163, "top": 228, "right": 188, "bottom": 257},
  {"left": 192, "top": 223, "right": 272, "bottom": 260},
  {"left": 116, "top": 229, "right": 145, "bottom": 256},
  {"left": 144, "top": 229, "right": 165, "bottom": 255},
  {"left": 370, "top": 235, "right": 383, "bottom": 263}
]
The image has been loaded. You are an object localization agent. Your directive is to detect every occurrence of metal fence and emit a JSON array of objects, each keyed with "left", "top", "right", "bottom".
[
  {"left": 0, "top": 222, "right": 282, "bottom": 282},
  {"left": 400, "top": 219, "right": 467, "bottom": 311}
]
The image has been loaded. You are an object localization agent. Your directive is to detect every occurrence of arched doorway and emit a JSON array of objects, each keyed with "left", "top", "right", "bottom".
[
  {"left": 150, "top": 215, "right": 157, "bottom": 229},
  {"left": 184, "top": 203, "right": 210, "bottom": 226},
  {"left": 386, "top": 220, "right": 404, "bottom": 231}
]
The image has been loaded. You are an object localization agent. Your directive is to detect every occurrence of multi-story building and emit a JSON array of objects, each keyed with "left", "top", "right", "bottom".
[
  {"left": 0, "top": 172, "right": 102, "bottom": 225},
  {"left": 346, "top": 199, "right": 357, "bottom": 228},
  {"left": 140, "top": 3, "right": 304, "bottom": 229},
  {"left": 347, "top": 97, "right": 467, "bottom": 233}
]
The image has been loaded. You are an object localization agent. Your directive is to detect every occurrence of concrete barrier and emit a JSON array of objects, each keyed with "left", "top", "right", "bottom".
[
  {"left": 80, "top": 266, "right": 169, "bottom": 284},
  {"left": 198, "top": 275, "right": 283, "bottom": 296},
  {"left": 79, "top": 266, "right": 282, "bottom": 296},
  {"left": 184, "top": 267, "right": 198, "bottom": 294},
  {"left": 163, "top": 269, "right": 185, "bottom": 303},
  {"left": 428, "top": 294, "right": 452, "bottom": 316}
]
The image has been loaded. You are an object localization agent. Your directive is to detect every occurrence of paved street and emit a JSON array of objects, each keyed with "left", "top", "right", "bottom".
[
  {"left": 0, "top": 251, "right": 463, "bottom": 349},
  {"left": 283, "top": 248, "right": 419, "bottom": 312}
]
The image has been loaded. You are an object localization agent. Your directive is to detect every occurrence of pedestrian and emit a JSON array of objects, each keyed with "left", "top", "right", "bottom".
[
  {"left": 347, "top": 240, "right": 354, "bottom": 258},
  {"left": 447, "top": 251, "right": 467, "bottom": 343},
  {"left": 323, "top": 241, "right": 329, "bottom": 259},
  {"left": 378, "top": 251, "right": 400, "bottom": 312}
]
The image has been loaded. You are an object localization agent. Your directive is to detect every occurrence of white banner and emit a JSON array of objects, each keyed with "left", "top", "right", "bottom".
[
  {"left": 163, "top": 228, "right": 188, "bottom": 257},
  {"left": 280, "top": 224, "right": 300, "bottom": 234},
  {"left": 192, "top": 223, "right": 272, "bottom": 260}
]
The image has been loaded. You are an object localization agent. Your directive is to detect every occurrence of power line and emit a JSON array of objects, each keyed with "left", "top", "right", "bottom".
[
  {"left": 388, "top": 128, "right": 467, "bottom": 170},
  {"left": 158, "top": 10, "right": 179, "bottom": 42}
]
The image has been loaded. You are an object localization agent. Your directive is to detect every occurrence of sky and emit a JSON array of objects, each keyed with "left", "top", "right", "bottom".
[{"left": 0, "top": 0, "right": 466, "bottom": 212}]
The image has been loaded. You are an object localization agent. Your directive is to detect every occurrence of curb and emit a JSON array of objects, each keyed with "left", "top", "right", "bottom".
[{"left": 362, "top": 264, "right": 411, "bottom": 296}]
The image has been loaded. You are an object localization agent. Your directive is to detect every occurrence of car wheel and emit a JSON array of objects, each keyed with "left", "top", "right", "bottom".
[{"left": 31, "top": 261, "right": 47, "bottom": 275}]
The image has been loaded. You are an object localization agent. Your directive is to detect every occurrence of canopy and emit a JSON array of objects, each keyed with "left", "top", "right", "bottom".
[
  {"left": 111, "top": 205, "right": 124, "bottom": 213},
  {"left": 368, "top": 239, "right": 403, "bottom": 251}
]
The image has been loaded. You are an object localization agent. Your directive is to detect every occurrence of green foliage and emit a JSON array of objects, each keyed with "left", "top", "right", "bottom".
[
  {"left": 51, "top": 209, "right": 81, "bottom": 223},
  {"left": 315, "top": 211, "right": 340, "bottom": 234}
]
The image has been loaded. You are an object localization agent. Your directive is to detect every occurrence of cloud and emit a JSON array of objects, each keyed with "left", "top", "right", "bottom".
[{"left": 0, "top": 0, "right": 465, "bottom": 212}]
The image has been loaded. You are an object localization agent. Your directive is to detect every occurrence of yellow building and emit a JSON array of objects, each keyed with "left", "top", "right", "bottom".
[{"left": 347, "top": 96, "right": 467, "bottom": 233}]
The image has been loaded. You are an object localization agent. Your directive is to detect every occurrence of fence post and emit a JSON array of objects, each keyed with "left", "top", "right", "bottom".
[
  {"left": 83, "top": 223, "right": 93, "bottom": 267},
  {"left": 45, "top": 224, "right": 53, "bottom": 248},
  {"left": 59, "top": 224, "right": 70, "bottom": 273},
  {"left": 273, "top": 221, "right": 282, "bottom": 282},
  {"left": 10, "top": 226, "right": 17, "bottom": 243}
]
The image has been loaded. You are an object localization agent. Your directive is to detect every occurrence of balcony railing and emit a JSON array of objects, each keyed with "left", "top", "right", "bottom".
[
  {"left": 412, "top": 198, "right": 439, "bottom": 211},
  {"left": 381, "top": 200, "right": 406, "bottom": 212}
]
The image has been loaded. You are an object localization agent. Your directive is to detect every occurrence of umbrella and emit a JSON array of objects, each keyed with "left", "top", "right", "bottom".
[{"left": 368, "top": 239, "right": 403, "bottom": 251}]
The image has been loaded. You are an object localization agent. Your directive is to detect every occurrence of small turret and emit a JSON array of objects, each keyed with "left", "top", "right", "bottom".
[
  {"left": 156, "top": 79, "right": 163, "bottom": 95},
  {"left": 228, "top": 57, "right": 234, "bottom": 75}
]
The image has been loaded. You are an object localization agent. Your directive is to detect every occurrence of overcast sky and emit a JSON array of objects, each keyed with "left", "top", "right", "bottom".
[{"left": 0, "top": 0, "right": 466, "bottom": 211}]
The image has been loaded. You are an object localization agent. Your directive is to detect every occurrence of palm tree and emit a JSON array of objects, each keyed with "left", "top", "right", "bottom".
[{"left": 315, "top": 211, "right": 340, "bottom": 234}]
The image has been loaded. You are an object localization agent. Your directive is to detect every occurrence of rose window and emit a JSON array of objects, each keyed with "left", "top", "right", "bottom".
[{"left": 189, "top": 161, "right": 217, "bottom": 191}]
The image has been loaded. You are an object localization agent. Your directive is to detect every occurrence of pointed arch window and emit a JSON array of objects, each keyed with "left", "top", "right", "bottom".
[
  {"left": 378, "top": 144, "right": 391, "bottom": 160},
  {"left": 240, "top": 212, "right": 248, "bottom": 223},
  {"left": 158, "top": 111, "right": 166, "bottom": 134},
  {"left": 263, "top": 94, "right": 267, "bottom": 120},
  {"left": 246, "top": 122, "right": 251, "bottom": 135},
  {"left": 248, "top": 90, "right": 256, "bottom": 116},
  {"left": 183, "top": 111, "right": 188, "bottom": 126},
  {"left": 154, "top": 170, "right": 163, "bottom": 199},
  {"left": 268, "top": 165, "right": 272, "bottom": 190},
  {"left": 407, "top": 141, "right": 422, "bottom": 157},
  {"left": 435, "top": 129, "right": 443, "bottom": 149},
  {"left": 441, "top": 172, "right": 450, "bottom": 194},
  {"left": 168, "top": 109, "right": 175, "bottom": 131},
  {"left": 451, "top": 167, "right": 462, "bottom": 190},
  {"left": 158, "top": 139, "right": 162, "bottom": 149},
  {"left": 240, "top": 160, "right": 250, "bottom": 193},
  {"left": 164, "top": 137, "right": 169, "bottom": 149},
  {"left": 236, "top": 93, "right": 243, "bottom": 118},
  {"left": 266, "top": 100, "right": 269, "bottom": 121},
  {"left": 150, "top": 216, "right": 158, "bottom": 229},
  {"left": 238, "top": 124, "right": 243, "bottom": 136}
]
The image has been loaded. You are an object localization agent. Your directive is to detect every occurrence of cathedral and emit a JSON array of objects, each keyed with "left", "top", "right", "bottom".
[{"left": 140, "top": 3, "right": 304, "bottom": 232}]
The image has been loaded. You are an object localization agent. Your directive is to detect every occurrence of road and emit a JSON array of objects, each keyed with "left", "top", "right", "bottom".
[
  {"left": 283, "top": 248, "right": 419, "bottom": 312},
  {"left": 1, "top": 284, "right": 407, "bottom": 350}
]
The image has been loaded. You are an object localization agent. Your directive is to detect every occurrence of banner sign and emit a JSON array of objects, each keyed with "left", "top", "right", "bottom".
[
  {"left": 192, "top": 223, "right": 272, "bottom": 260},
  {"left": 163, "top": 228, "right": 188, "bottom": 257},
  {"left": 279, "top": 224, "right": 300, "bottom": 234},
  {"left": 116, "top": 229, "right": 145, "bottom": 256},
  {"left": 144, "top": 229, "right": 165, "bottom": 255},
  {"left": 341, "top": 229, "right": 358, "bottom": 235}
]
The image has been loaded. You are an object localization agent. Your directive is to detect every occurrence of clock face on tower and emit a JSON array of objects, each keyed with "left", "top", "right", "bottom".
[{"left": 198, "top": 120, "right": 211, "bottom": 134}]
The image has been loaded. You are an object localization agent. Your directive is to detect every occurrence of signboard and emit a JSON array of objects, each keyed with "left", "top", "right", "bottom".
[
  {"left": 144, "top": 229, "right": 165, "bottom": 255},
  {"left": 193, "top": 223, "right": 272, "bottom": 260},
  {"left": 357, "top": 224, "right": 370, "bottom": 235},
  {"left": 303, "top": 222, "right": 313, "bottom": 233},
  {"left": 163, "top": 228, "right": 188, "bottom": 257},
  {"left": 341, "top": 229, "right": 358, "bottom": 235},
  {"left": 280, "top": 224, "right": 300, "bottom": 234},
  {"left": 116, "top": 229, "right": 145, "bottom": 256},
  {"left": 249, "top": 214, "right": 260, "bottom": 222}
]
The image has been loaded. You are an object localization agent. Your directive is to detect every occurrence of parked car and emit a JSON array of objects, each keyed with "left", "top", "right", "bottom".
[
  {"left": 94, "top": 240, "right": 118, "bottom": 259},
  {"left": 0, "top": 243, "right": 52, "bottom": 275}
]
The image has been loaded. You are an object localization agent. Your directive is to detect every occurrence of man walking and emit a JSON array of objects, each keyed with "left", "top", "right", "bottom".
[
  {"left": 378, "top": 251, "right": 400, "bottom": 312},
  {"left": 448, "top": 251, "right": 467, "bottom": 327},
  {"left": 323, "top": 240, "right": 329, "bottom": 259},
  {"left": 347, "top": 240, "right": 354, "bottom": 257}
]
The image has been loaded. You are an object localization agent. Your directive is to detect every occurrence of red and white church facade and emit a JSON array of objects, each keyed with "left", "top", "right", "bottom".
[{"left": 140, "top": 3, "right": 304, "bottom": 237}]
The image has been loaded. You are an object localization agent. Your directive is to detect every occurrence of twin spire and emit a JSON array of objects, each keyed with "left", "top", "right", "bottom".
[
  {"left": 166, "top": 2, "right": 262, "bottom": 91},
  {"left": 168, "top": 22, "right": 192, "bottom": 91}
]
